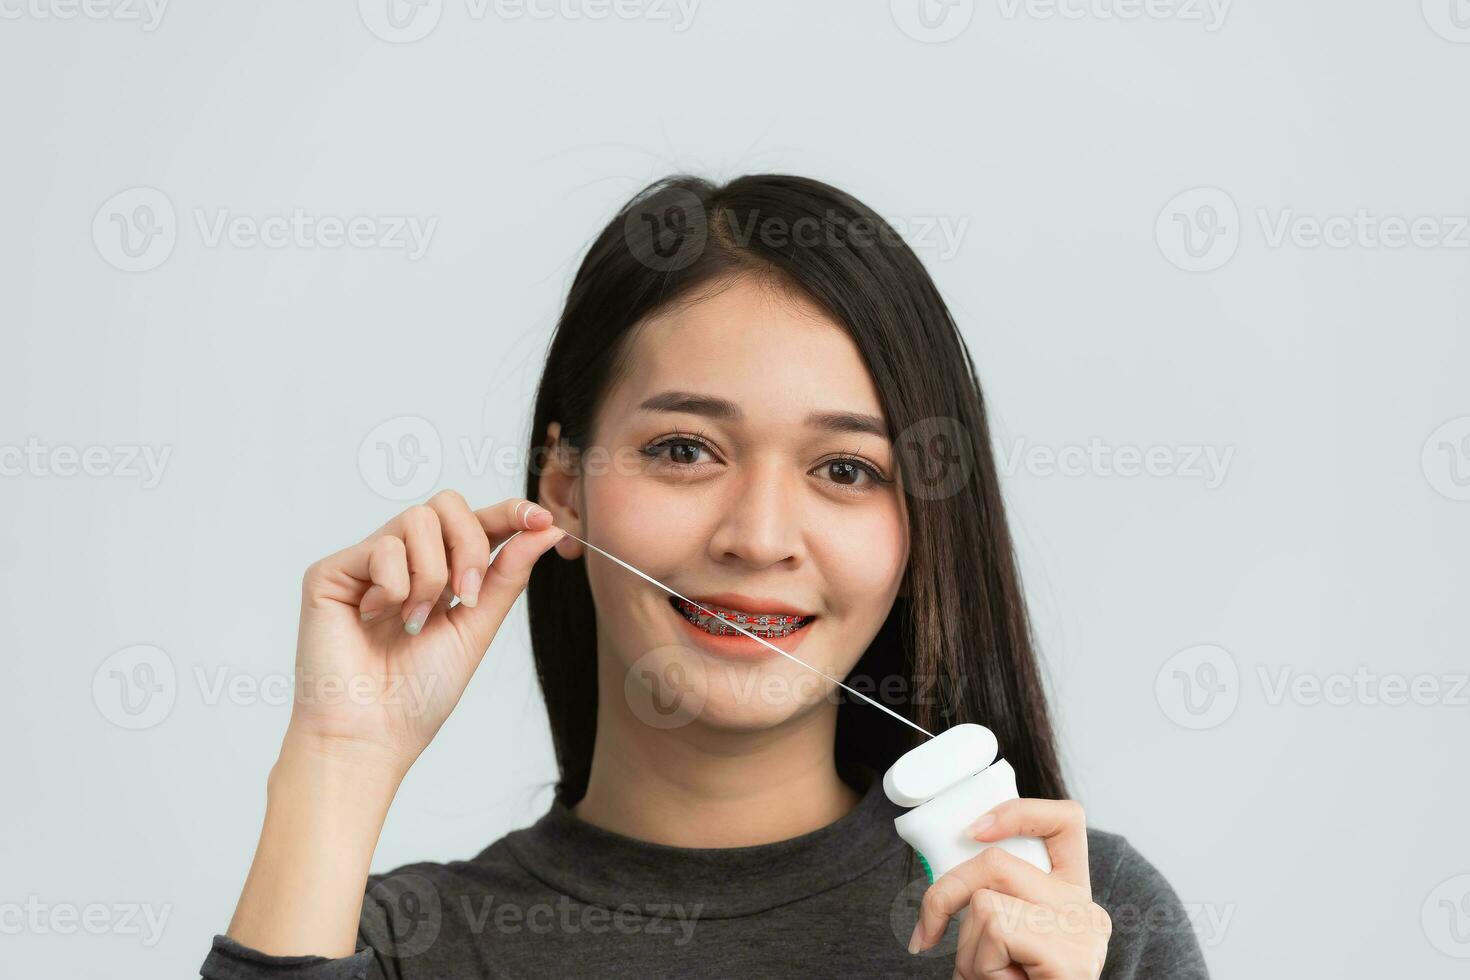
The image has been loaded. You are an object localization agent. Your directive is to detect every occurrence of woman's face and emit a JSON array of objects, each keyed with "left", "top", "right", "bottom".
[{"left": 544, "top": 275, "right": 909, "bottom": 734}]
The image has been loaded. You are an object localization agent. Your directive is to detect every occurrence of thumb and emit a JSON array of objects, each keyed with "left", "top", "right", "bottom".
[{"left": 445, "top": 525, "right": 566, "bottom": 655}]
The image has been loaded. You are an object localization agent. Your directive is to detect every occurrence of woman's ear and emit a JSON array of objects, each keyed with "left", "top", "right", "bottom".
[{"left": 537, "top": 420, "right": 585, "bottom": 560}]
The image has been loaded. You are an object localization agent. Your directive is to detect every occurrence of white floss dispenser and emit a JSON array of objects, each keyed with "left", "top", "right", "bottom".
[{"left": 882, "top": 723, "right": 1052, "bottom": 882}]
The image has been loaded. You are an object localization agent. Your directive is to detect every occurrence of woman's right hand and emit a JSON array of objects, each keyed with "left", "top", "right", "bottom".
[
  {"left": 285, "top": 492, "right": 566, "bottom": 775},
  {"left": 226, "top": 494, "right": 564, "bottom": 959}
]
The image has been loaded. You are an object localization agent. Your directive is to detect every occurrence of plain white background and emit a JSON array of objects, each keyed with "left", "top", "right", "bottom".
[{"left": 3, "top": 2, "right": 1467, "bottom": 976}]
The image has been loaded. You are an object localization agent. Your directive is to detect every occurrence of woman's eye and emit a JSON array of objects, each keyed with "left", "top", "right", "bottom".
[
  {"left": 819, "top": 458, "right": 885, "bottom": 489},
  {"left": 644, "top": 438, "right": 711, "bottom": 466},
  {"left": 643, "top": 439, "right": 887, "bottom": 490}
]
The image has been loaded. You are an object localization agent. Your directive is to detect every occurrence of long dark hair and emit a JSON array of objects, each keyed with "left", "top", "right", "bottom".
[{"left": 523, "top": 174, "right": 1067, "bottom": 805}]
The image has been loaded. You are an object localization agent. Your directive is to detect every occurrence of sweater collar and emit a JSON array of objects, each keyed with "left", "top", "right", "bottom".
[{"left": 498, "top": 768, "right": 909, "bottom": 918}]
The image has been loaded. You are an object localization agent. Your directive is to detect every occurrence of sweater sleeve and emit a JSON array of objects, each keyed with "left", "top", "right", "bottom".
[
  {"left": 1095, "top": 838, "right": 1211, "bottom": 980},
  {"left": 197, "top": 933, "right": 381, "bottom": 980},
  {"left": 198, "top": 872, "right": 401, "bottom": 980}
]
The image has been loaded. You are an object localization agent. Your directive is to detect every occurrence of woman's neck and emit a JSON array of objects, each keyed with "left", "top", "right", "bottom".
[{"left": 570, "top": 699, "right": 862, "bottom": 848}]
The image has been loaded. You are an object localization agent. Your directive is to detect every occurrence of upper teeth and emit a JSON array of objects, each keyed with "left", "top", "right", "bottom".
[{"left": 674, "top": 598, "right": 808, "bottom": 635}]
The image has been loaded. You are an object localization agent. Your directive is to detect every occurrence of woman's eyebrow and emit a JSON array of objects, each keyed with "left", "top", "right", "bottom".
[{"left": 637, "top": 390, "right": 888, "bottom": 438}]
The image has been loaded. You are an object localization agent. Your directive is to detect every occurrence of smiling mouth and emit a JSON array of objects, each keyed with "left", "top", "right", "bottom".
[{"left": 668, "top": 596, "right": 815, "bottom": 639}]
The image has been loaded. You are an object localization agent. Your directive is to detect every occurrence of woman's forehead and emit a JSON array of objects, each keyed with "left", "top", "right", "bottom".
[{"left": 607, "top": 280, "right": 888, "bottom": 428}]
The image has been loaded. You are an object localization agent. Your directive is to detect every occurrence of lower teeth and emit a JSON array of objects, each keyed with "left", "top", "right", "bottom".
[{"left": 697, "top": 619, "right": 797, "bottom": 638}]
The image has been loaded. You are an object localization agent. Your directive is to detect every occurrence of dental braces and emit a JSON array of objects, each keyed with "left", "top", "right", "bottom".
[{"left": 674, "top": 598, "right": 806, "bottom": 626}]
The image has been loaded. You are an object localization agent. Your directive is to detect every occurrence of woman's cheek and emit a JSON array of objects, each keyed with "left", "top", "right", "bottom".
[
  {"left": 813, "top": 503, "right": 909, "bottom": 610},
  {"left": 588, "top": 469, "right": 709, "bottom": 567},
  {"left": 579, "top": 471, "right": 719, "bottom": 635}
]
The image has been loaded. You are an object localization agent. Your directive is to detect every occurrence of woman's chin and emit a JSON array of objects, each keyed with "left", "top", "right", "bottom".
[
  {"left": 681, "top": 684, "right": 835, "bottom": 734},
  {"left": 612, "top": 634, "right": 851, "bottom": 735}
]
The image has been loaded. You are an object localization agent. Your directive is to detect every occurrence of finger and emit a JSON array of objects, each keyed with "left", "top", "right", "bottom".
[
  {"left": 953, "top": 896, "right": 1028, "bottom": 980},
  {"left": 425, "top": 489, "right": 492, "bottom": 608},
  {"left": 963, "top": 890, "right": 1041, "bottom": 978},
  {"left": 916, "top": 846, "right": 1078, "bottom": 953},
  {"left": 472, "top": 498, "right": 555, "bottom": 549},
  {"left": 446, "top": 524, "right": 566, "bottom": 656},
  {"left": 302, "top": 533, "right": 403, "bottom": 611},
  {"left": 394, "top": 504, "right": 449, "bottom": 633},
  {"left": 953, "top": 902, "right": 984, "bottom": 979},
  {"left": 969, "top": 798, "right": 1091, "bottom": 893},
  {"left": 357, "top": 535, "right": 410, "bottom": 622}
]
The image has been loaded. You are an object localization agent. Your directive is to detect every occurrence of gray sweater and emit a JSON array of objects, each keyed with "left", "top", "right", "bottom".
[{"left": 199, "top": 773, "right": 1210, "bottom": 978}]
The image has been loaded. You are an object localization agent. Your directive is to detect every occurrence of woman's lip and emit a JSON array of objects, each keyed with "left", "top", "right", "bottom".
[
  {"left": 666, "top": 594, "right": 815, "bottom": 658},
  {"left": 679, "top": 592, "right": 814, "bottom": 618}
]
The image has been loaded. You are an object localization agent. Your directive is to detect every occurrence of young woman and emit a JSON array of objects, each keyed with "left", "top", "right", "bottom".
[{"left": 200, "top": 175, "right": 1209, "bottom": 979}]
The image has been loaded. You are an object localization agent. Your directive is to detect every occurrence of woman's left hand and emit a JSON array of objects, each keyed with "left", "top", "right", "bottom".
[{"left": 909, "top": 798, "right": 1111, "bottom": 979}]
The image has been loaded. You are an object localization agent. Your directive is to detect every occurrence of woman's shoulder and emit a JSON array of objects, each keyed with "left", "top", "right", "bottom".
[
  {"left": 362, "top": 830, "right": 535, "bottom": 904},
  {"left": 1084, "top": 827, "right": 1213, "bottom": 979},
  {"left": 1086, "top": 827, "right": 1164, "bottom": 904}
]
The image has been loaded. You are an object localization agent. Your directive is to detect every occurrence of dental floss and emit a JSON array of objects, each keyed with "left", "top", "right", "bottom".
[
  {"left": 535, "top": 526, "right": 1048, "bottom": 882},
  {"left": 882, "top": 724, "right": 1051, "bottom": 881},
  {"left": 553, "top": 527, "right": 934, "bottom": 740}
]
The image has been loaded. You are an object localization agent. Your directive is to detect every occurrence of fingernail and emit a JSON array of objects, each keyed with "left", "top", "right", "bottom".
[
  {"left": 360, "top": 608, "right": 380, "bottom": 623},
  {"left": 456, "top": 568, "right": 482, "bottom": 608},
  {"left": 528, "top": 505, "right": 552, "bottom": 525},
  {"left": 403, "top": 601, "right": 432, "bottom": 635},
  {"left": 907, "top": 921, "right": 925, "bottom": 955},
  {"left": 967, "top": 813, "right": 996, "bottom": 838}
]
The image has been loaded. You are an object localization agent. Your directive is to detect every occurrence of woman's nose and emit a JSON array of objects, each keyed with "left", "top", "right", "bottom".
[{"left": 705, "top": 463, "right": 805, "bottom": 569}]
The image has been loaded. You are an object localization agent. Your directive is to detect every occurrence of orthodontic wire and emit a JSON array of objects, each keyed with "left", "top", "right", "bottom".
[{"left": 553, "top": 526, "right": 934, "bottom": 740}]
